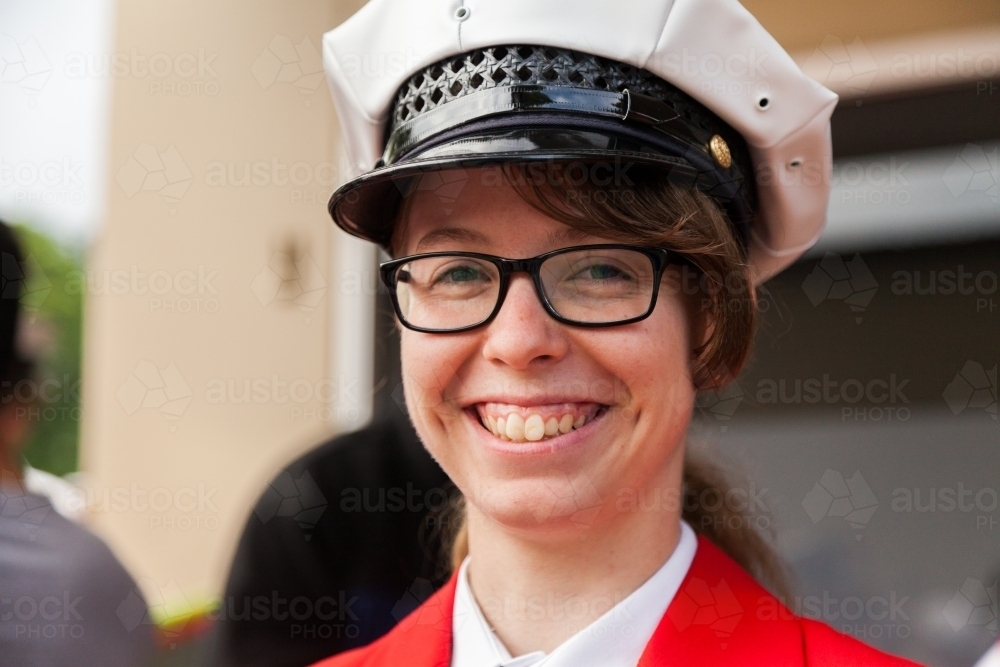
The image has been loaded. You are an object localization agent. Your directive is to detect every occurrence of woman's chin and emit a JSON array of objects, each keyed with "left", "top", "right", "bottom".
[{"left": 468, "top": 475, "right": 608, "bottom": 536}]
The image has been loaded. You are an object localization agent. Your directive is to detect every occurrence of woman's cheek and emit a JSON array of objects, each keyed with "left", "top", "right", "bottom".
[
  {"left": 399, "top": 337, "right": 440, "bottom": 429},
  {"left": 399, "top": 333, "right": 471, "bottom": 444}
]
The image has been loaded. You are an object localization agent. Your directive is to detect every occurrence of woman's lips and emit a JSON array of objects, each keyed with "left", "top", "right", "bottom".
[{"left": 473, "top": 402, "right": 606, "bottom": 442}]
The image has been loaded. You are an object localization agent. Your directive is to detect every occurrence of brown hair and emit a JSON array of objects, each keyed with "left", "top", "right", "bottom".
[{"left": 400, "top": 162, "right": 789, "bottom": 598}]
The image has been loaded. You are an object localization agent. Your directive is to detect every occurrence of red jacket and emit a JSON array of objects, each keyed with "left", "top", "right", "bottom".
[{"left": 312, "top": 535, "right": 921, "bottom": 667}]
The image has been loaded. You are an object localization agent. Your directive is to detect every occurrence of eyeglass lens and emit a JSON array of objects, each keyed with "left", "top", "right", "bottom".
[{"left": 392, "top": 248, "right": 657, "bottom": 331}]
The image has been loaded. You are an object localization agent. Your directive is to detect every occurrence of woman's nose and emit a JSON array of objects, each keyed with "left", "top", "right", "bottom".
[{"left": 481, "top": 274, "right": 568, "bottom": 369}]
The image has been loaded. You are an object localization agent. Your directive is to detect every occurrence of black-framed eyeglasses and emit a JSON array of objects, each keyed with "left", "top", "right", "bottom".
[{"left": 379, "top": 244, "right": 679, "bottom": 333}]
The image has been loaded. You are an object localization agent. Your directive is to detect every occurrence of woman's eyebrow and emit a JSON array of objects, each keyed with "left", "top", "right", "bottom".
[
  {"left": 547, "top": 226, "right": 594, "bottom": 244},
  {"left": 414, "top": 227, "right": 490, "bottom": 252}
]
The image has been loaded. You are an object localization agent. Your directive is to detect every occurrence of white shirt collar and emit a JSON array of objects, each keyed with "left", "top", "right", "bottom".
[{"left": 451, "top": 521, "right": 698, "bottom": 667}]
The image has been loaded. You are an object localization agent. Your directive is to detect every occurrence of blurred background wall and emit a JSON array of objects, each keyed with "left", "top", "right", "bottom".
[
  {"left": 0, "top": 0, "right": 997, "bottom": 665},
  {"left": 81, "top": 0, "right": 375, "bottom": 625}
]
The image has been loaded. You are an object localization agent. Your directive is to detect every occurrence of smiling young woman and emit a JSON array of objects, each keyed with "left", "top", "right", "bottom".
[{"left": 311, "top": 1, "right": 923, "bottom": 665}]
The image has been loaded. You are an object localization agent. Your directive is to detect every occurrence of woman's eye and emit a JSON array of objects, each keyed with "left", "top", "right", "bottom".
[
  {"left": 436, "top": 265, "right": 486, "bottom": 284},
  {"left": 575, "top": 263, "right": 631, "bottom": 281}
]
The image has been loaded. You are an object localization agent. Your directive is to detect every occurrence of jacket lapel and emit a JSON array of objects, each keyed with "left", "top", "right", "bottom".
[
  {"left": 380, "top": 535, "right": 804, "bottom": 667},
  {"left": 638, "top": 535, "right": 804, "bottom": 667},
  {"left": 364, "top": 574, "right": 457, "bottom": 667}
]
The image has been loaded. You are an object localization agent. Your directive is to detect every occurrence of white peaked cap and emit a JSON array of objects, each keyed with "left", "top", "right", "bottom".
[{"left": 322, "top": 0, "right": 839, "bottom": 282}]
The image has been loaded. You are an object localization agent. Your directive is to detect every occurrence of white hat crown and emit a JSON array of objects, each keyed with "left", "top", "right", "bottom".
[{"left": 323, "top": 0, "right": 839, "bottom": 281}]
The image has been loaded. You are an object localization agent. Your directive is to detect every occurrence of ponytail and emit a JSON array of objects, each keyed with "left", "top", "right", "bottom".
[{"left": 680, "top": 455, "right": 790, "bottom": 598}]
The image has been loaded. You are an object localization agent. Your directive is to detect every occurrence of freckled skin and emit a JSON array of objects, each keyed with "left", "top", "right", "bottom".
[{"left": 397, "top": 170, "right": 699, "bottom": 540}]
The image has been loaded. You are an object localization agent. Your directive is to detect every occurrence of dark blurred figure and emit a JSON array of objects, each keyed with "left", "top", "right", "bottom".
[
  {"left": 210, "top": 296, "right": 454, "bottom": 667},
  {"left": 210, "top": 411, "right": 453, "bottom": 667},
  {"left": 0, "top": 221, "right": 153, "bottom": 667}
]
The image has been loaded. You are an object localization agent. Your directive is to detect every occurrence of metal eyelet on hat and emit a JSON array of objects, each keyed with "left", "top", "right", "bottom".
[
  {"left": 453, "top": 6, "right": 470, "bottom": 21},
  {"left": 710, "top": 135, "right": 732, "bottom": 169}
]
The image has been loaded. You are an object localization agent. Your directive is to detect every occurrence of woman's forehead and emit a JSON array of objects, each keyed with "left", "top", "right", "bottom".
[
  {"left": 410, "top": 224, "right": 596, "bottom": 255},
  {"left": 397, "top": 170, "right": 597, "bottom": 254},
  {"left": 403, "top": 168, "right": 524, "bottom": 219}
]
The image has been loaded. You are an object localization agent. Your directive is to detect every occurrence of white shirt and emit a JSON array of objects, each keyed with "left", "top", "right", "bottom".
[{"left": 451, "top": 521, "right": 698, "bottom": 667}]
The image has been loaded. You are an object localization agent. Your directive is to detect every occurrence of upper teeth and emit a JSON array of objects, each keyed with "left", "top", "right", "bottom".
[{"left": 482, "top": 411, "right": 592, "bottom": 442}]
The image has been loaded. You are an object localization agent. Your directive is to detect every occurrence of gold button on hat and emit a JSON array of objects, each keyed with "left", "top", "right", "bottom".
[{"left": 710, "top": 135, "right": 732, "bottom": 169}]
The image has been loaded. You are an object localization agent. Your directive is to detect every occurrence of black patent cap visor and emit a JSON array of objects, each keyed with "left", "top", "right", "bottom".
[{"left": 329, "top": 89, "right": 755, "bottom": 252}]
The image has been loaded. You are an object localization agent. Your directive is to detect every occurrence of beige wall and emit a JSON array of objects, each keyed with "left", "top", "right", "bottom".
[
  {"left": 81, "top": 0, "right": 367, "bottom": 616},
  {"left": 744, "top": 0, "right": 1000, "bottom": 98},
  {"left": 742, "top": 0, "right": 1000, "bottom": 53}
]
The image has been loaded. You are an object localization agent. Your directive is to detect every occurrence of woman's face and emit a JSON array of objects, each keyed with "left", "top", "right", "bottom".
[{"left": 396, "top": 169, "right": 697, "bottom": 537}]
